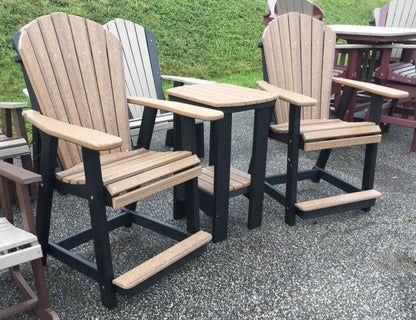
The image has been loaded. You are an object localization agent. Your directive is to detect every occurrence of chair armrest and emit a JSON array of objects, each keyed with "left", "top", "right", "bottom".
[
  {"left": 256, "top": 81, "right": 317, "bottom": 107},
  {"left": 22, "top": 110, "right": 122, "bottom": 151},
  {"left": 127, "top": 97, "right": 224, "bottom": 121},
  {"left": 332, "top": 77, "right": 409, "bottom": 99},
  {"left": 161, "top": 75, "right": 216, "bottom": 85},
  {"left": 0, "top": 160, "right": 41, "bottom": 185},
  {"left": 0, "top": 102, "right": 28, "bottom": 110}
]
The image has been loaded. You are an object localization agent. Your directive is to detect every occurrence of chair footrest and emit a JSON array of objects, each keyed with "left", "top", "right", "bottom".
[
  {"left": 295, "top": 190, "right": 381, "bottom": 212},
  {"left": 112, "top": 231, "right": 212, "bottom": 290},
  {"left": 198, "top": 166, "right": 251, "bottom": 195}
]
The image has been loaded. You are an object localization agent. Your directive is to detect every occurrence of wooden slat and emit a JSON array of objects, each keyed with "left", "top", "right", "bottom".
[
  {"left": 311, "top": 17, "right": 324, "bottom": 119},
  {"left": 270, "top": 119, "right": 341, "bottom": 133},
  {"left": 0, "top": 244, "right": 43, "bottom": 270},
  {"left": 295, "top": 190, "right": 381, "bottom": 212},
  {"left": 302, "top": 125, "right": 381, "bottom": 141},
  {"left": 112, "top": 231, "right": 211, "bottom": 290},
  {"left": 0, "top": 218, "right": 38, "bottom": 251},
  {"left": 304, "top": 134, "right": 382, "bottom": 151},
  {"left": 300, "top": 12, "right": 313, "bottom": 119},
  {"left": 107, "top": 155, "right": 200, "bottom": 196},
  {"left": 300, "top": 121, "right": 376, "bottom": 133},
  {"left": 0, "top": 145, "right": 30, "bottom": 159},
  {"left": 55, "top": 148, "right": 151, "bottom": 180},
  {"left": 321, "top": 26, "right": 336, "bottom": 120},
  {"left": 112, "top": 166, "right": 201, "bottom": 209},
  {"left": 198, "top": 166, "right": 251, "bottom": 195},
  {"left": 59, "top": 150, "right": 191, "bottom": 185}
]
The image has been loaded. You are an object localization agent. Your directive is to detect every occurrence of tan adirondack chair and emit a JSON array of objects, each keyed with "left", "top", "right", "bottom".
[
  {"left": 258, "top": 13, "right": 408, "bottom": 225},
  {"left": 103, "top": 18, "right": 214, "bottom": 158},
  {"left": 372, "top": 0, "right": 416, "bottom": 151},
  {"left": 0, "top": 161, "right": 58, "bottom": 319},
  {"left": 13, "top": 12, "right": 223, "bottom": 308}
]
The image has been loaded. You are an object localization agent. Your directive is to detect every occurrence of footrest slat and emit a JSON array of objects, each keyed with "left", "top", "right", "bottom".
[
  {"left": 295, "top": 190, "right": 381, "bottom": 212},
  {"left": 112, "top": 231, "right": 212, "bottom": 290}
]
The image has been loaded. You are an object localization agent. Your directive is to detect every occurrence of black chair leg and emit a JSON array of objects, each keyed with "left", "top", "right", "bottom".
[
  {"left": 195, "top": 122, "right": 204, "bottom": 158},
  {"left": 285, "top": 104, "right": 301, "bottom": 226},
  {"left": 184, "top": 178, "right": 200, "bottom": 233}
]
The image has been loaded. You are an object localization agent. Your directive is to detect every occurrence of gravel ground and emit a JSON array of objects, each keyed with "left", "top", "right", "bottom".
[{"left": 1, "top": 110, "right": 415, "bottom": 319}]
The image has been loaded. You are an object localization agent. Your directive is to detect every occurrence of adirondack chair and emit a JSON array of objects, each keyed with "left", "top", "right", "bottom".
[
  {"left": 102, "top": 19, "right": 213, "bottom": 158},
  {"left": 0, "top": 102, "right": 36, "bottom": 200},
  {"left": 371, "top": 0, "right": 416, "bottom": 151},
  {"left": 0, "top": 161, "right": 58, "bottom": 319},
  {"left": 258, "top": 13, "right": 408, "bottom": 225},
  {"left": 13, "top": 12, "right": 223, "bottom": 308},
  {"left": 263, "top": 0, "right": 323, "bottom": 25}
]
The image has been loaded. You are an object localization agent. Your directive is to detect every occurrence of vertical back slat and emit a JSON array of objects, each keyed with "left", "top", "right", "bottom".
[
  {"left": 86, "top": 19, "right": 119, "bottom": 143},
  {"left": 310, "top": 18, "right": 324, "bottom": 119},
  {"left": 263, "top": 19, "right": 287, "bottom": 123},
  {"left": 105, "top": 31, "right": 132, "bottom": 153},
  {"left": 300, "top": 14, "right": 312, "bottom": 119},
  {"left": 320, "top": 26, "right": 336, "bottom": 120},
  {"left": 386, "top": 0, "right": 399, "bottom": 27},
  {"left": 289, "top": 13, "right": 302, "bottom": 95}
]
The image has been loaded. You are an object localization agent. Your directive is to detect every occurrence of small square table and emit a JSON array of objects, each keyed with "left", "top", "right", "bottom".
[{"left": 167, "top": 83, "right": 278, "bottom": 242}]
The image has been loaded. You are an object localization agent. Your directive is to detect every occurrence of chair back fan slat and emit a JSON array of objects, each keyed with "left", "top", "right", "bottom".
[
  {"left": 262, "top": 13, "right": 335, "bottom": 124},
  {"left": 18, "top": 12, "right": 132, "bottom": 169},
  {"left": 103, "top": 19, "right": 159, "bottom": 119}
]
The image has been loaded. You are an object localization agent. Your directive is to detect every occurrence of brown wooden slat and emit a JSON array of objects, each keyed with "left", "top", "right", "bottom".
[
  {"left": 112, "top": 231, "right": 211, "bottom": 290},
  {"left": 86, "top": 19, "right": 119, "bottom": 144},
  {"left": 320, "top": 26, "right": 336, "bottom": 119},
  {"left": 112, "top": 166, "right": 201, "bottom": 209},
  {"left": 59, "top": 150, "right": 191, "bottom": 185},
  {"left": 304, "top": 134, "right": 381, "bottom": 151},
  {"left": 107, "top": 155, "right": 200, "bottom": 196},
  {"left": 300, "top": 121, "right": 377, "bottom": 133},
  {"left": 200, "top": 166, "right": 244, "bottom": 190},
  {"left": 295, "top": 190, "right": 381, "bottom": 212},
  {"left": 302, "top": 125, "right": 381, "bottom": 140},
  {"left": 105, "top": 28, "right": 132, "bottom": 153},
  {"left": 197, "top": 166, "right": 251, "bottom": 195},
  {"left": 21, "top": 17, "right": 78, "bottom": 168},
  {"left": 300, "top": 11, "right": 313, "bottom": 120},
  {"left": 270, "top": 119, "right": 342, "bottom": 133},
  {"left": 311, "top": 17, "right": 324, "bottom": 119},
  {"left": 55, "top": 149, "right": 151, "bottom": 180}
]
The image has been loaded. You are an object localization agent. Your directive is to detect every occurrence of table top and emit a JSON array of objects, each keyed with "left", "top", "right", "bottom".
[
  {"left": 166, "top": 83, "right": 278, "bottom": 108},
  {"left": 329, "top": 25, "right": 416, "bottom": 42}
]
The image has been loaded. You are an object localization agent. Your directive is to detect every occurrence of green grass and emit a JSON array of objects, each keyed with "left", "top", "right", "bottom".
[{"left": 0, "top": 0, "right": 388, "bottom": 102}]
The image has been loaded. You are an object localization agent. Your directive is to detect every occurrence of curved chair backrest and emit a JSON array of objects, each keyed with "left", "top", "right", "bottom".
[
  {"left": 17, "top": 13, "right": 132, "bottom": 169},
  {"left": 103, "top": 19, "right": 165, "bottom": 119},
  {"left": 267, "top": 0, "right": 323, "bottom": 21},
  {"left": 374, "top": 0, "right": 416, "bottom": 28},
  {"left": 262, "top": 13, "right": 336, "bottom": 124}
]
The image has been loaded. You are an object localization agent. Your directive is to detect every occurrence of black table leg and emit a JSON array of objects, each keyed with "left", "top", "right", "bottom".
[
  {"left": 212, "top": 114, "right": 232, "bottom": 242},
  {"left": 247, "top": 106, "right": 272, "bottom": 229}
]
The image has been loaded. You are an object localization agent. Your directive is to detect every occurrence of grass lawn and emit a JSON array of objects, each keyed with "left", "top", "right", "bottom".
[{"left": 0, "top": 0, "right": 387, "bottom": 103}]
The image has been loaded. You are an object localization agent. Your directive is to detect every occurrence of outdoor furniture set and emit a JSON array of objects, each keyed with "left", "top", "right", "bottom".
[{"left": 0, "top": 2, "right": 413, "bottom": 317}]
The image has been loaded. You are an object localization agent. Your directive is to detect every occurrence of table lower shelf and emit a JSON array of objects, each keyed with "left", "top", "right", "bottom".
[{"left": 198, "top": 166, "right": 251, "bottom": 195}]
